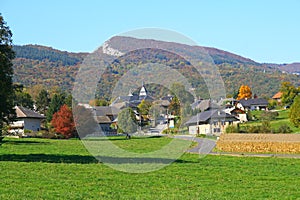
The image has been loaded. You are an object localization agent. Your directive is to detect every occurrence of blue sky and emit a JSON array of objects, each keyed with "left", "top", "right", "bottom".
[{"left": 2, "top": 0, "right": 300, "bottom": 63}]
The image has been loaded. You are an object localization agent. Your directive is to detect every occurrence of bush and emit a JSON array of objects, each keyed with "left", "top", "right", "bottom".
[
  {"left": 24, "top": 129, "right": 32, "bottom": 134},
  {"left": 246, "top": 125, "right": 261, "bottom": 133},
  {"left": 197, "top": 134, "right": 206, "bottom": 138},
  {"left": 246, "top": 111, "right": 253, "bottom": 121},
  {"left": 268, "top": 99, "right": 278, "bottom": 110},
  {"left": 26, "top": 130, "right": 58, "bottom": 139},
  {"left": 260, "top": 121, "right": 272, "bottom": 133},
  {"left": 162, "top": 128, "right": 178, "bottom": 134},
  {"left": 225, "top": 125, "right": 239, "bottom": 133},
  {"left": 260, "top": 111, "right": 279, "bottom": 121},
  {"left": 277, "top": 124, "right": 292, "bottom": 133}
]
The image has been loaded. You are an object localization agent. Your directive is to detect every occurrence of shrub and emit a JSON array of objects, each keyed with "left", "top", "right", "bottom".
[
  {"left": 162, "top": 128, "right": 178, "bottom": 134},
  {"left": 24, "top": 129, "right": 32, "bottom": 134},
  {"left": 277, "top": 124, "right": 292, "bottom": 133},
  {"left": 268, "top": 99, "right": 278, "bottom": 110},
  {"left": 26, "top": 130, "right": 58, "bottom": 139},
  {"left": 246, "top": 125, "right": 261, "bottom": 133},
  {"left": 260, "top": 121, "right": 271, "bottom": 133},
  {"left": 260, "top": 111, "right": 279, "bottom": 121},
  {"left": 225, "top": 125, "right": 239, "bottom": 133}
]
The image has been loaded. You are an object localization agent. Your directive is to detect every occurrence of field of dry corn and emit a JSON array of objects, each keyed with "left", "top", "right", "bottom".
[{"left": 216, "top": 134, "right": 300, "bottom": 153}]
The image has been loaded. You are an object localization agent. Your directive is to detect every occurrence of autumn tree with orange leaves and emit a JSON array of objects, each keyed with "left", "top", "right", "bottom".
[
  {"left": 237, "top": 85, "right": 252, "bottom": 100},
  {"left": 51, "top": 104, "right": 75, "bottom": 138}
]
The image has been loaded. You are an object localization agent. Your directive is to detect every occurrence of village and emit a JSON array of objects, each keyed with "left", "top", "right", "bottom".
[{"left": 7, "top": 82, "right": 296, "bottom": 138}]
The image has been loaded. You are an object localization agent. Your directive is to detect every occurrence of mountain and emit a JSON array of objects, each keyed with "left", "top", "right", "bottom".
[
  {"left": 263, "top": 62, "right": 300, "bottom": 74},
  {"left": 12, "top": 37, "right": 299, "bottom": 100}
]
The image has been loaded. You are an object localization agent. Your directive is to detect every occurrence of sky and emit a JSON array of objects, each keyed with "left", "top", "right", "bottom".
[{"left": 1, "top": 0, "right": 300, "bottom": 63}]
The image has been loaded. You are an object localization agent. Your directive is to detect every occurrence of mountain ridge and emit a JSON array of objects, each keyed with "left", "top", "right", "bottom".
[{"left": 11, "top": 36, "right": 299, "bottom": 99}]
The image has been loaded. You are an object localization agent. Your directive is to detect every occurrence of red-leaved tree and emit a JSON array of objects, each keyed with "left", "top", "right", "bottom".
[{"left": 51, "top": 104, "right": 75, "bottom": 138}]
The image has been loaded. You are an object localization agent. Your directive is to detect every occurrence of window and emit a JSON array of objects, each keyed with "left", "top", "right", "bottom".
[{"left": 213, "top": 128, "right": 220, "bottom": 133}]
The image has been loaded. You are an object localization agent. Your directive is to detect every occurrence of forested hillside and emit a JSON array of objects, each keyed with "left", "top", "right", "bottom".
[{"left": 12, "top": 37, "right": 299, "bottom": 100}]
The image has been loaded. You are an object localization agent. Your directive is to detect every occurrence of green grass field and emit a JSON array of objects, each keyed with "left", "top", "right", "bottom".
[
  {"left": 0, "top": 137, "right": 300, "bottom": 199},
  {"left": 242, "top": 109, "right": 300, "bottom": 133}
]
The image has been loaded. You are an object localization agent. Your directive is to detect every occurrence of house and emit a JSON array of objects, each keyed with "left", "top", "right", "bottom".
[
  {"left": 185, "top": 109, "right": 238, "bottom": 136},
  {"left": 237, "top": 98, "right": 268, "bottom": 111},
  {"left": 93, "top": 106, "right": 120, "bottom": 133},
  {"left": 9, "top": 106, "right": 45, "bottom": 135},
  {"left": 223, "top": 107, "right": 248, "bottom": 122},
  {"left": 272, "top": 92, "right": 283, "bottom": 103},
  {"left": 111, "top": 84, "right": 154, "bottom": 109}
]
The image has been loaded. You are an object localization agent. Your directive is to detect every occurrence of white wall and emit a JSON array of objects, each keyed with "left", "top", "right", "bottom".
[{"left": 23, "top": 118, "right": 42, "bottom": 131}]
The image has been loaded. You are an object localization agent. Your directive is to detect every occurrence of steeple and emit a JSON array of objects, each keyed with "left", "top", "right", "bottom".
[{"left": 139, "top": 82, "right": 147, "bottom": 96}]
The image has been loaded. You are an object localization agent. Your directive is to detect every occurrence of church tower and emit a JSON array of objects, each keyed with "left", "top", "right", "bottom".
[{"left": 139, "top": 83, "right": 147, "bottom": 97}]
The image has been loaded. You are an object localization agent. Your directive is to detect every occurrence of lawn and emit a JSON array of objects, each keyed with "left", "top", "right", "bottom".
[
  {"left": 0, "top": 137, "right": 300, "bottom": 199},
  {"left": 242, "top": 109, "right": 300, "bottom": 133}
]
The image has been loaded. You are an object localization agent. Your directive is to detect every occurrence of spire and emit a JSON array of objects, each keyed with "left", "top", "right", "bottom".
[{"left": 139, "top": 82, "right": 147, "bottom": 96}]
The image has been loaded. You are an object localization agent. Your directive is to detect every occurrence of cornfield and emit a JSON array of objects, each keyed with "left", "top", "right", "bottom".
[{"left": 216, "top": 134, "right": 300, "bottom": 153}]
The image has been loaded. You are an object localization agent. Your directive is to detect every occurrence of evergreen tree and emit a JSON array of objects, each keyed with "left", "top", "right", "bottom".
[
  {"left": 118, "top": 107, "right": 137, "bottom": 134},
  {"left": 168, "top": 96, "right": 181, "bottom": 116},
  {"left": 0, "top": 14, "right": 15, "bottom": 135},
  {"left": 36, "top": 89, "right": 50, "bottom": 114},
  {"left": 46, "top": 93, "right": 65, "bottom": 122},
  {"left": 14, "top": 89, "right": 34, "bottom": 109}
]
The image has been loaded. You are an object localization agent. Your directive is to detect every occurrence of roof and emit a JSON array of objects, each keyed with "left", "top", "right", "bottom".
[
  {"left": 185, "top": 109, "right": 237, "bottom": 125},
  {"left": 161, "top": 95, "right": 173, "bottom": 101},
  {"left": 272, "top": 92, "right": 283, "bottom": 99},
  {"left": 94, "top": 116, "right": 112, "bottom": 124},
  {"left": 193, "top": 99, "right": 220, "bottom": 112},
  {"left": 93, "top": 106, "right": 120, "bottom": 116},
  {"left": 15, "top": 106, "right": 45, "bottom": 119},
  {"left": 239, "top": 98, "right": 268, "bottom": 107},
  {"left": 139, "top": 85, "right": 147, "bottom": 96}
]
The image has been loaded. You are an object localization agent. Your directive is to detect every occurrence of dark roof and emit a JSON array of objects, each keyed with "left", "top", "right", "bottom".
[
  {"left": 185, "top": 109, "right": 237, "bottom": 125},
  {"left": 15, "top": 106, "right": 45, "bottom": 119},
  {"left": 193, "top": 99, "right": 220, "bottom": 112},
  {"left": 94, "top": 116, "right": 112, "bottom": 124},
  {"left": 93, "top": 106, "right": 120, "bottom": 116},
  {"left": 161, "top": 95, "right": 173, "bottom": 101},
  {"left": 190, "top": 99, "right": 202, "bottom": 110},
  {"left": 239, "top": 98, "right": 268, "bottom": 107}
]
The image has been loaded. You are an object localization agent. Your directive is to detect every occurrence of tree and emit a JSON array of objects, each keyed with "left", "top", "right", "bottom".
[
  {"left": 168, "top": 96, "right": 181, "bottom": 116},
  {"left": 137, "top": 100, "right": 152, "bottom": 116},
  {"left": 170, "top": 83, "right": 194, "bottom": 104},
  {"left": 27, "top": 84, "right": 44, "bottom": 101},
  {"left": 0, "top": 14, "right": 16, "bottom": 135},
  {"left": 64, "top": 93, "right": 73, "bottom": 108},
  {"left": 14, "top": 85, "right": 34, "bottom": 109},
  {"left": 89, "top": 99, "right": 108, "bottom": 106},
  {"left": 289, "top": 95, "right": 300, "bottom": 127},
  {"left": 237, "top": 85, "right": 252, "bottom": 100},
  {"left": 280, "top": 82, "right": 299, "bottom": 106},
  {"left": 117, "top": 107, "right": 137, "bottom": 134},
  {"left": 73, "top": 105, "right": 96, "bottom": 138},
  {"left": 51, "top": 104, "right": 75, "bottom": 138},
  {"left": 36, "top": 89, "right": 50, "bottom": 114},
  {"left": 46, "top": 93, "right": 65, "bottom": 122}
]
